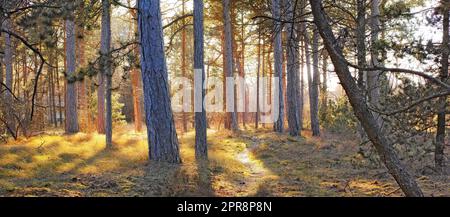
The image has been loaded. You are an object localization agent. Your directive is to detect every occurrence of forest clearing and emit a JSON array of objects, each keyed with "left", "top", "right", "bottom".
[{"left": 0, "top": 0, "right": 449, "bottom": 199}]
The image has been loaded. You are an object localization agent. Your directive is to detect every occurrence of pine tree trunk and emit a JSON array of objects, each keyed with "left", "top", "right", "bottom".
[
  {"left": 100, "top": 0, "right": 113, "bottom": 148},
  {"left": 256, "top": 28, "right": 261, "bottom": 129},
  {"left": 272, "top": 0, "right": 284, "bottom": 133},
  {"left": 194, "top": 0, "right": 208, "bottom": 159},
  {"left": 181, "top": 0, "right": 188, "bottom": 133},
  {"left": 436, "top": 0, "right": 448, "bottom": 174},
  {"left": 310, "top": 0, "right": 423, "bottom": 197},
  {"left": 368, "top": 0, "right": 382, "bottom": 125},
  {"left": 285, "top": 0, "right": 301, "bottom": 136},
  {"left": 138, "top": 0, "right": 181, "bottom": 163},
  {"left": 222, "top": 0, "right": 238, "bottom": 131},
  {"left": 310, "top": 28, "right": 320, "bottom": 136},
  {"left": 3, "top": 19, "right": 16, "bottom": 137},
  {"left": 64, "top": 17, "right": 79, "bottom": 134}
]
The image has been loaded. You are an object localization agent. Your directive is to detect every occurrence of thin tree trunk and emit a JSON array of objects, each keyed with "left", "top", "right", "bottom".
[
  {"left": 310, "top": 0, "right": 423, "bottom": 197},
  {"left": 100, "top": 0, "right": 113, "bottom": 148},
  {"left": 4, "top": 19, "right": 16, "bottom": 136},
  {"left": 138, "top": 0, "right": 181, "bottom": 163},
  {"left": 310, "top": 28, "right": 320, "bottom": 136},
  {"left": 272, "top": 0, "right": 284, "bottom": 133},
  {"left": 65, "top": 17, "right": 79, "bottom": 134},
  {"left": 194, "top": 0, "right": 208, "bottom": 159},
  {"left": 222, "top": 0, "right": 238, "bottom": 131},
  {"left": 436, "top": 0, "right": 448, "bottom": 174},
  {"left": 368, "top": 0, "right": 382, "bottom": 125},
  {"left": 285, "top": 0, "right": 301, "bottom": 136},
  {"left": 256, "top": 28, "right": 261, "bottom": 129},
  {"left": 181, "top": 0, "right": 188, "bottom": 133}
]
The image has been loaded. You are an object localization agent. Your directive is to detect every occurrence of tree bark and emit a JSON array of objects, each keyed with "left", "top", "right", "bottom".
[
  {"left": 194, "top": 0, "right": 208, "bottom": 159},
  {"left": 272, "top": 0, "right": 284, "bottom": 133},
  {"left": 368, "top": 0, "right": 382, "bottom": 125},
  {"left": 65, "top": 17, "right": 79, "bottom": 134},
  {"left": 101, "top": 0, "right": 113, "bottom": 148},
  {"left": 138, "top": 0, "right": 181, "bottom": 163},
  {"left": 436, "top": 0, "right": 448, "bottom": 173},
  {"left": 309, "top": 0, "right": 423, "bottom": 197},
  {"left": 222, "top": 0, "right": 239, "bottom": 131},
  {"left": 3, "top": 19, "right": 16, "bottom": 136},
  {"left": 310, "top": 28, "right": 320, "bottom": 136},
  {"left": 285, "top": 0, "right": 300, "bottom": 136}
]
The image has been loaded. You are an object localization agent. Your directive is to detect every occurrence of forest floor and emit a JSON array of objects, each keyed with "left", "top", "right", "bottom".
[{"left": 0, "top": 126, "right": 448, "bottom": 197}]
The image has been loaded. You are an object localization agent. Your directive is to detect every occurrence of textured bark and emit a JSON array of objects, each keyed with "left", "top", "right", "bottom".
[
  {"left": 368, "top": 0, "right": 382, "bottom": 124},
  {"left": 321, "top": 52, "right": 328, "bottom": 116},
  {"left": 299, "top": 38, "right": 304, "bottom": 130},
  {"left": 101, "top": 0, "right": 113, "bottom": 148},
  {"left": 3, "top": 19, "right": 16, "bottom": 135},
  {"left": 181, "top": 0, "right": 188, "bottom": 133},
  {"left": 310, "top": 0, "right": 423, "bottom": 197},
  {"left": 310, "top": 28, "right": 320, "bottom": 136},
  {"left": 272, "top": 0, "right": 284, "bottom": 133},
  {"left": 194, "top": 0, "right": 208, "bottom": 159},
  {"left": 128, "top": 0, "right": 143, "bottom": 133},
  {"left": 222, "top": 0, "right": 239, "bottom": 131},
  {"left": 97, "top": 67, "right": 105, "bottom": 134},
  {"left": 256, "top": 28, "right": 261, "bottom": 129},
  {"left": 65, "top": 17, "right": 79, "bottom": 134},
  {"left": 436, "top": 0, "right": 448, "bottom": 173},
  {"left": 356, "top": 0, "right": 367, "bottom": 139},
  {"left": 285, "top": 0, "right": 300, "bottom": 136},
  {"left": 138, "top": 0, "right": 181, "bottom": 163}
]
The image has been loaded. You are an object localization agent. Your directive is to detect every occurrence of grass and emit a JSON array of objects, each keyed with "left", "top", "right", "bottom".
[{"left": 0, "top": 126, "right": 448, "bottom": 197}]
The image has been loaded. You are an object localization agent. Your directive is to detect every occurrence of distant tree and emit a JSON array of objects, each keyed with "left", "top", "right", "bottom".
[{"left": 138, "top": 0, "right": 181, "bottom": 163}]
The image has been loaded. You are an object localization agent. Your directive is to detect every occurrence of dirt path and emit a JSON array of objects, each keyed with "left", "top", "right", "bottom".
[{"left": 234, "top": 136, "right": 274, "bottom": 196}]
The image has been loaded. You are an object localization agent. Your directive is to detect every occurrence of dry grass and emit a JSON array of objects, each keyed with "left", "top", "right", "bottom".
[{"left": 0, "top": 126, "right": 448, "bottom": 197}]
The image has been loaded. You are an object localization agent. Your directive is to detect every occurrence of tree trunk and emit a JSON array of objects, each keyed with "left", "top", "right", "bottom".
[
  {"left": 222, "top": 0, "right": 239, "bottom": 131},
  {"left": 285, "top": 0, "right": 300, "bottom": 136},
  {"left": 436, "top": 0, "right": 448, "bottom": 173},
  {"left": 368, "top": 0, "right": 382, "bottom": 125},
  {"left": 272, "top": 0, "right": 284, "bottom": 133},
  {"left": 101, "top": 0, "right": 113, "bottom": 148},
  {"left": 194, "top": 0, "right": 208, "bottom": 159},
  {"left": 65, "top": 17, "right": 79, "bottom": 134},
  {"left": 309, "top": 0, "right": 423, "bottom": 197},
  {"left": 138, "top": 0, "right": 181, "bottom": 163},
  {"left": 181, "top": 0, "right": 188, "bottom": 133},
  {"left": 3, "top": 19, "right": 16, "bottom": 136},
  {"left": 310, "top": 28, "right": 320, "bottom": 136},
  {"left": 256, "top": 28, "right": 261, "bottom": 129}
]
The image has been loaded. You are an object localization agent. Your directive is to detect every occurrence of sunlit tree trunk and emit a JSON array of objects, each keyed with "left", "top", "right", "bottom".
[
  {"left": 256, "top": 28, "right": 261, "bottom": 129},
  {"left": 222, "top": 0, "right": 238, "bottom": 131},
  {"left": 101, "top": 0, "right": 113, "bottom": 148},
  {"left": 181, "top": 0, "right": 188, "bottom": 133},
  {"left": 272, "top": 0, "right": 284, "bottom": 133},
  {"left": 65, "top": 16, "right": 79, "bottom": 134},
  {"left": 138, "top": 0, "right": 181, "bottom": 163}
]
